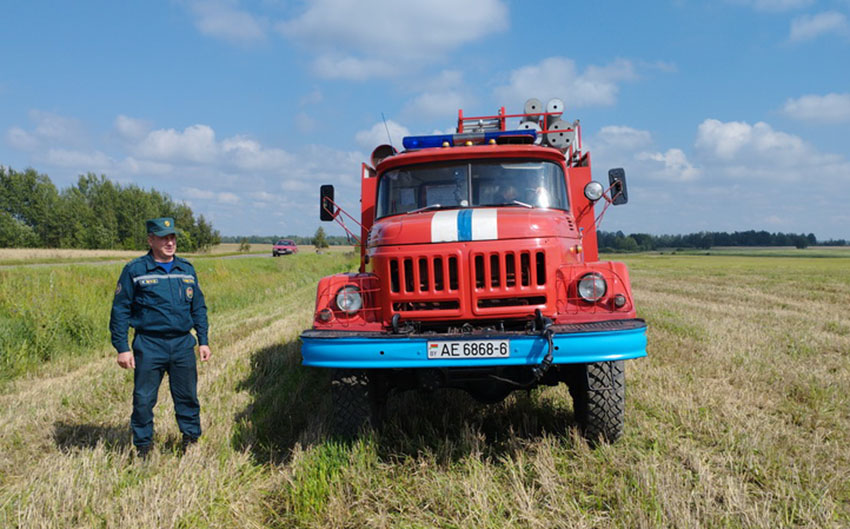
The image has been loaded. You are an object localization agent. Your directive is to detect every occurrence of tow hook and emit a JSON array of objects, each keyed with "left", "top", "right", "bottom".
[{"left": 532, "top": 309, "right": 554, "bottom": 382}]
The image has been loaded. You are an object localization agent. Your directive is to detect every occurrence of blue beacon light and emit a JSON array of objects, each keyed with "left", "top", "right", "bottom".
[{"left": 402, "top": 129, "right": 536, "bottom": 150}]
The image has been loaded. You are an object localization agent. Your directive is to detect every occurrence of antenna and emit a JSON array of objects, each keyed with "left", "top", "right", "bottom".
[{"left": 381, "top": 112, "right": 394, "bottom": 148}]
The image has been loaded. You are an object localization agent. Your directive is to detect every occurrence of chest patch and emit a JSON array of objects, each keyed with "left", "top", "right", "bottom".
[
  {"left": 186, "top": 286, "right": 194, "bottom": 300},
  {"left": 140, "top": 278, "right": 159, "bottom": 285},
  {"left": 182, "top": 278, "right": 195, "bottom": 284}
]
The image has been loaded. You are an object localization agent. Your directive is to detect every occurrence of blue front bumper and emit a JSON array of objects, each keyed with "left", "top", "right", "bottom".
[{"left": 300, "top": 319, "right": 647, "bottom": 369}]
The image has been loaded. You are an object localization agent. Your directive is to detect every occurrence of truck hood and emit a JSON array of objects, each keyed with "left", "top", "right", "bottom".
[{"left": 368, "top": 207, "right": 578, "bottom": 247}]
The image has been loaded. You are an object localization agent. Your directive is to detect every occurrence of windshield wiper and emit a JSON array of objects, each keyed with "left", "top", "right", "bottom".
[
  {"left": 406, "top": 204, "right": 442, "bottom": 215},
  {"left": 494, "top": 200, "right": 533, "bottom": 209}
]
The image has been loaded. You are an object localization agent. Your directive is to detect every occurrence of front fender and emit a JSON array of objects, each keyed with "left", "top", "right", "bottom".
[{"left": 312, "top": 272, "right": 383, "bottom": 330}]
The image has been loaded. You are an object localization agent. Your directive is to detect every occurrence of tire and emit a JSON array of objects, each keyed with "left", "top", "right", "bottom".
[
  {"left": 568, "top": 361, "right": 625, "bottom": 444},
  {"left": 330, "top": 369, "right": 385, "bottom": 438}
]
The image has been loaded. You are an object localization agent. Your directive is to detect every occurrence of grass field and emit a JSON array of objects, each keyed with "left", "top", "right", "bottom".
[{"left": 1, "top": 251, "right": 848, "bottom": 528}]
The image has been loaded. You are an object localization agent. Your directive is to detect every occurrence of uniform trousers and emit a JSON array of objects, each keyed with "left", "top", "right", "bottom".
[{"left": 131, "top": 332, "right": 201, "bottom": 447}]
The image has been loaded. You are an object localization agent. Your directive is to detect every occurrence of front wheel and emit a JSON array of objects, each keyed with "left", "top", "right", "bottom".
[
  {"left": 330, "top": 369, "right": 385, "bottom": 438},
  {"left": 568, "top": 361, "right": 625, "bottom": 444}
]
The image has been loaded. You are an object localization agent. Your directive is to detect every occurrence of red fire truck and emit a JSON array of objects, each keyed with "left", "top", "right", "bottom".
[{"left": 300, "top": 98, "right": 647, "bottom": 443}]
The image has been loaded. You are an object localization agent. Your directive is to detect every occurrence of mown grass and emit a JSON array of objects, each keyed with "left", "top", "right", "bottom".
[{"left": 1, "top": 252, "right": 849, "bottom": 528}]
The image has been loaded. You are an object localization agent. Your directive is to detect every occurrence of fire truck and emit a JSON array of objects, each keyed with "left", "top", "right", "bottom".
[{"left": 300, "top": 98, "right": 647, "bottom": 443}]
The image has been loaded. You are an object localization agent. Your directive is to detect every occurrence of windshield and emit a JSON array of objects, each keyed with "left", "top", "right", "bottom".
[
  {"left": 375, "top": 159, "right": 568, "bottom": 218},
  {"left": 276, "top": 240, "right": 293, "bottom": 245}
]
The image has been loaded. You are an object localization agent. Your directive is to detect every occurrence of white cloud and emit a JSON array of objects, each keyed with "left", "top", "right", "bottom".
[
  {"left": 43, "top": 148, "right": 112, "bottom": 169},
  {"left": 294, "top": 112, "right": 318, "bottom": 133},
  {"left": 730, "top": 0, "right": 813, "bottom": 11},
  {"left": 789, "top": 11, "right": 848, "bottom": 42},
  {"left": 221, "top": 136, "right": 294, "bottom": 171},
  {"left": 781, "top": 93, "right": 850, "bottom": 123},
  {"left": 121, "top": 157, "right": 173, "bottom": 176},
  {"left": 278, "top": 0, "right": 508, "bottom": 78},
  {"left": 299, "top": 89, "right": 324, "bottom": 107},
  {"left": 217, "top": 191, "right": 240, "bottom": 204},
  {"left": 114, "top": 115, "right": 151, "bottom": 141},
  {"left": 493, "top": 57, "right": 637, "bottom": 110},
  {"left": 183, "top": 187, "right": 216, "bottom": 200},
  {"left": 248, "top": 191, "right": 276, "bottom": 202},
  {"left": 5, "top": 110, "right": 90, "bottom": 152},
  {"left": 695, "top": 118, "right": 850, "bottom": 180},
  {"left": 311, "top": 55, "right": 395, "bottom": 81},
  {"left": 6, "top": 127, "right": 38, "bottom": 151},
  {"left": 355, "top": 120, "right": 410, "bottom": 150},
  {"left": 405, "top": 91, "right": 466, "bottom": 119},
  {"left": 636, "top": 149, "right": 702, "bottom": 182},
  {"left": 187, "top": 0, "right": 267, "bottom": 44},
  {"left": 696, "top": 119, "right": 807, "bottom": 162},
  {"left": 30, "top": 110, "right": 84, "bottom": 143},
  {"left": 7, "top": 110, "right": 87, "bottom": 148},
  {"left": 403, "top": 71, "right": 468, "bottom": 118},
  {"left": 135, "top": 124, "right": 219, "bottom": 163},
  {"left": 2, "top": 109, "right": 367, "bottom": 236},
  {"left": 595, "top": 126, "right": 652, "bottom": 150},
  {"left": 182, "top": 187, "right": 240, "bottom": 204},
  {"left": 587, "top": 125, "right": 700, "bottom": 183}
]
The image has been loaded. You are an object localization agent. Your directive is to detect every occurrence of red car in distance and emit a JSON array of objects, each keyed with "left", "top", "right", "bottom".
[{"left": 272, "top": 239, "right": 298, "bottom": 257}]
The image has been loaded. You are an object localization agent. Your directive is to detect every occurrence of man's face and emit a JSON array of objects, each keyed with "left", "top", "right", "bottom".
[{"left": 148, "top": 233, "right": 177, "bottom": 261}]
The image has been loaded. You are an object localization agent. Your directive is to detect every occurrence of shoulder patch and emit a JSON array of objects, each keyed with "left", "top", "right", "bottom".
[{"left": 115, "top": 283, "right": 122, "bottom": 295}]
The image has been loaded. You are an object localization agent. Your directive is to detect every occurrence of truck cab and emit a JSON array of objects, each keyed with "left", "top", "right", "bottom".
[{"left": 300, "top": 99, "right": 647, "bottom": 443}]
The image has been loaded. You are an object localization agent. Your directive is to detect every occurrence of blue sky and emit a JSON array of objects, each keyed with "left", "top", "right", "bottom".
[{"left": 1, "top": 0, "right": 849, "bottom": 239}]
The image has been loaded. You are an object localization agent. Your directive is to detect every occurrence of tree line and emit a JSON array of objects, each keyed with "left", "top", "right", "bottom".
[
  {"left": 220, "top": 232, "right": 353, "bottom": 246},
  {"left": 598, "top": 230, "right": 847, "bottom": 252},
  {"left": 0, "top": 166, "right": 220, "bottom": 251}
]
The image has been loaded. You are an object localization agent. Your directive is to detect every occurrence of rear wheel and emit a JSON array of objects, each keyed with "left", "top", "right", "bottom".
[
  {"left": 330, "top": 369, "right": 385, "bottom": 438},
  {"left": 568, "top": 361, "right": 625, "bottom": 444}
]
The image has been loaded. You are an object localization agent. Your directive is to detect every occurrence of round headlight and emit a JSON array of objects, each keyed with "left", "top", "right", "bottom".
[
  {"left": 584, "top": 181, "right": 604, "bottom": 202},
  {"left": 335, "top": 285, "right": 362, "bottom": 314},
  {"left": 577, "top": 273, "right": 607, "bottom": 302}
]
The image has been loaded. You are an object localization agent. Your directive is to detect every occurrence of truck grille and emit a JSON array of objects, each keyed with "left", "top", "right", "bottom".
[
  {"left": 472, "top": 249, "right": 547, "bottom": 312},
  {"left": 383, "top": 247, "right": 549, "bottom": 318},
  {"left": 389, "top": 255, "right": 459, "bottom": 294},
  {"left": 472, "top": 250, "right": 546, "bottom": 289}
]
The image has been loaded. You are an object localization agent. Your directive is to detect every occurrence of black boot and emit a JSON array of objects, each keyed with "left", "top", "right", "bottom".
[
  {"left": 136, "top": 444, "right": 152, "bottom": 460},
  {"left": 181, "top": 436, "right": 198, "bottom": 454}
]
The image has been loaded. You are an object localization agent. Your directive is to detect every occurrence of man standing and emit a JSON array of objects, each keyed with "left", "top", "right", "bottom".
[{"left": 109, "top": 217, "right": 211, "bottom": 458}]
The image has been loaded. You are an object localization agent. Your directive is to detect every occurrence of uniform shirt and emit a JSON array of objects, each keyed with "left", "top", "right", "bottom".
[{"left": 109, "top": 251, "right": 209, "bottom": 353}]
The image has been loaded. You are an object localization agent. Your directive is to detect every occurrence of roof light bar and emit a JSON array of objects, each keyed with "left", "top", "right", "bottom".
[{"left": 402, "top": 129, "right": 536, "bottom": 150}]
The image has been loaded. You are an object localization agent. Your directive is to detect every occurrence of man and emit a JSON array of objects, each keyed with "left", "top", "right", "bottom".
[{"left": 109, "top": 217, "right": 211, "bottom": 458}]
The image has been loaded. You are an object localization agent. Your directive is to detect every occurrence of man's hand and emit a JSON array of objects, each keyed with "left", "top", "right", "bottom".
[
  {"left": 117, "top": 351, "right": 135, "bottom": 369},
  {"left": 199, "top": 345, "right": 212, "bottom": 362}
]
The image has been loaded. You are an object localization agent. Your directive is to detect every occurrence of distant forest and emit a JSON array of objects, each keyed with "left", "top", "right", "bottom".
[
  {"left": 597, "top": 230, "right": 846, "bottom": 252},
  {"left": 220, "top": 234, "right": 354, "bottom": 246},
  {"left": 0, "top": 166, "right": 220, "bottom": 251}
]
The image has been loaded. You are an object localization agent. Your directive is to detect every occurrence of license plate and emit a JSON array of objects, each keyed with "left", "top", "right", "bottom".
[{"left": 427, "top": 339, "right": 510, "bottom": 359}]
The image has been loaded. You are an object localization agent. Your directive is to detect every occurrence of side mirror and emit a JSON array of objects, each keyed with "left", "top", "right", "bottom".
[
  {"left": 320, "top": 185, "right": 336, "bottom": 221},
  {"left": 608, "top": 168, "right": 628, "bottom": 205}
]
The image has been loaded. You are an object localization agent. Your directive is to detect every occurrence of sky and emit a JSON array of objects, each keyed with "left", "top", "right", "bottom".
[{"left": 1, "top": 0, "right": 849, "bottom": 240}]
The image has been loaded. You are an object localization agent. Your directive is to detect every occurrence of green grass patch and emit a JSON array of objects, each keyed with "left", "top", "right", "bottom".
[{"left": 0, "top": 252, "right": 356, "bottom": 384}]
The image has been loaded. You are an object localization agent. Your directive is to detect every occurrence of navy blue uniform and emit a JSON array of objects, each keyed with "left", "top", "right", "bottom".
[{"left": 109, "top": 251, "right": 209, "bottom": 448}]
